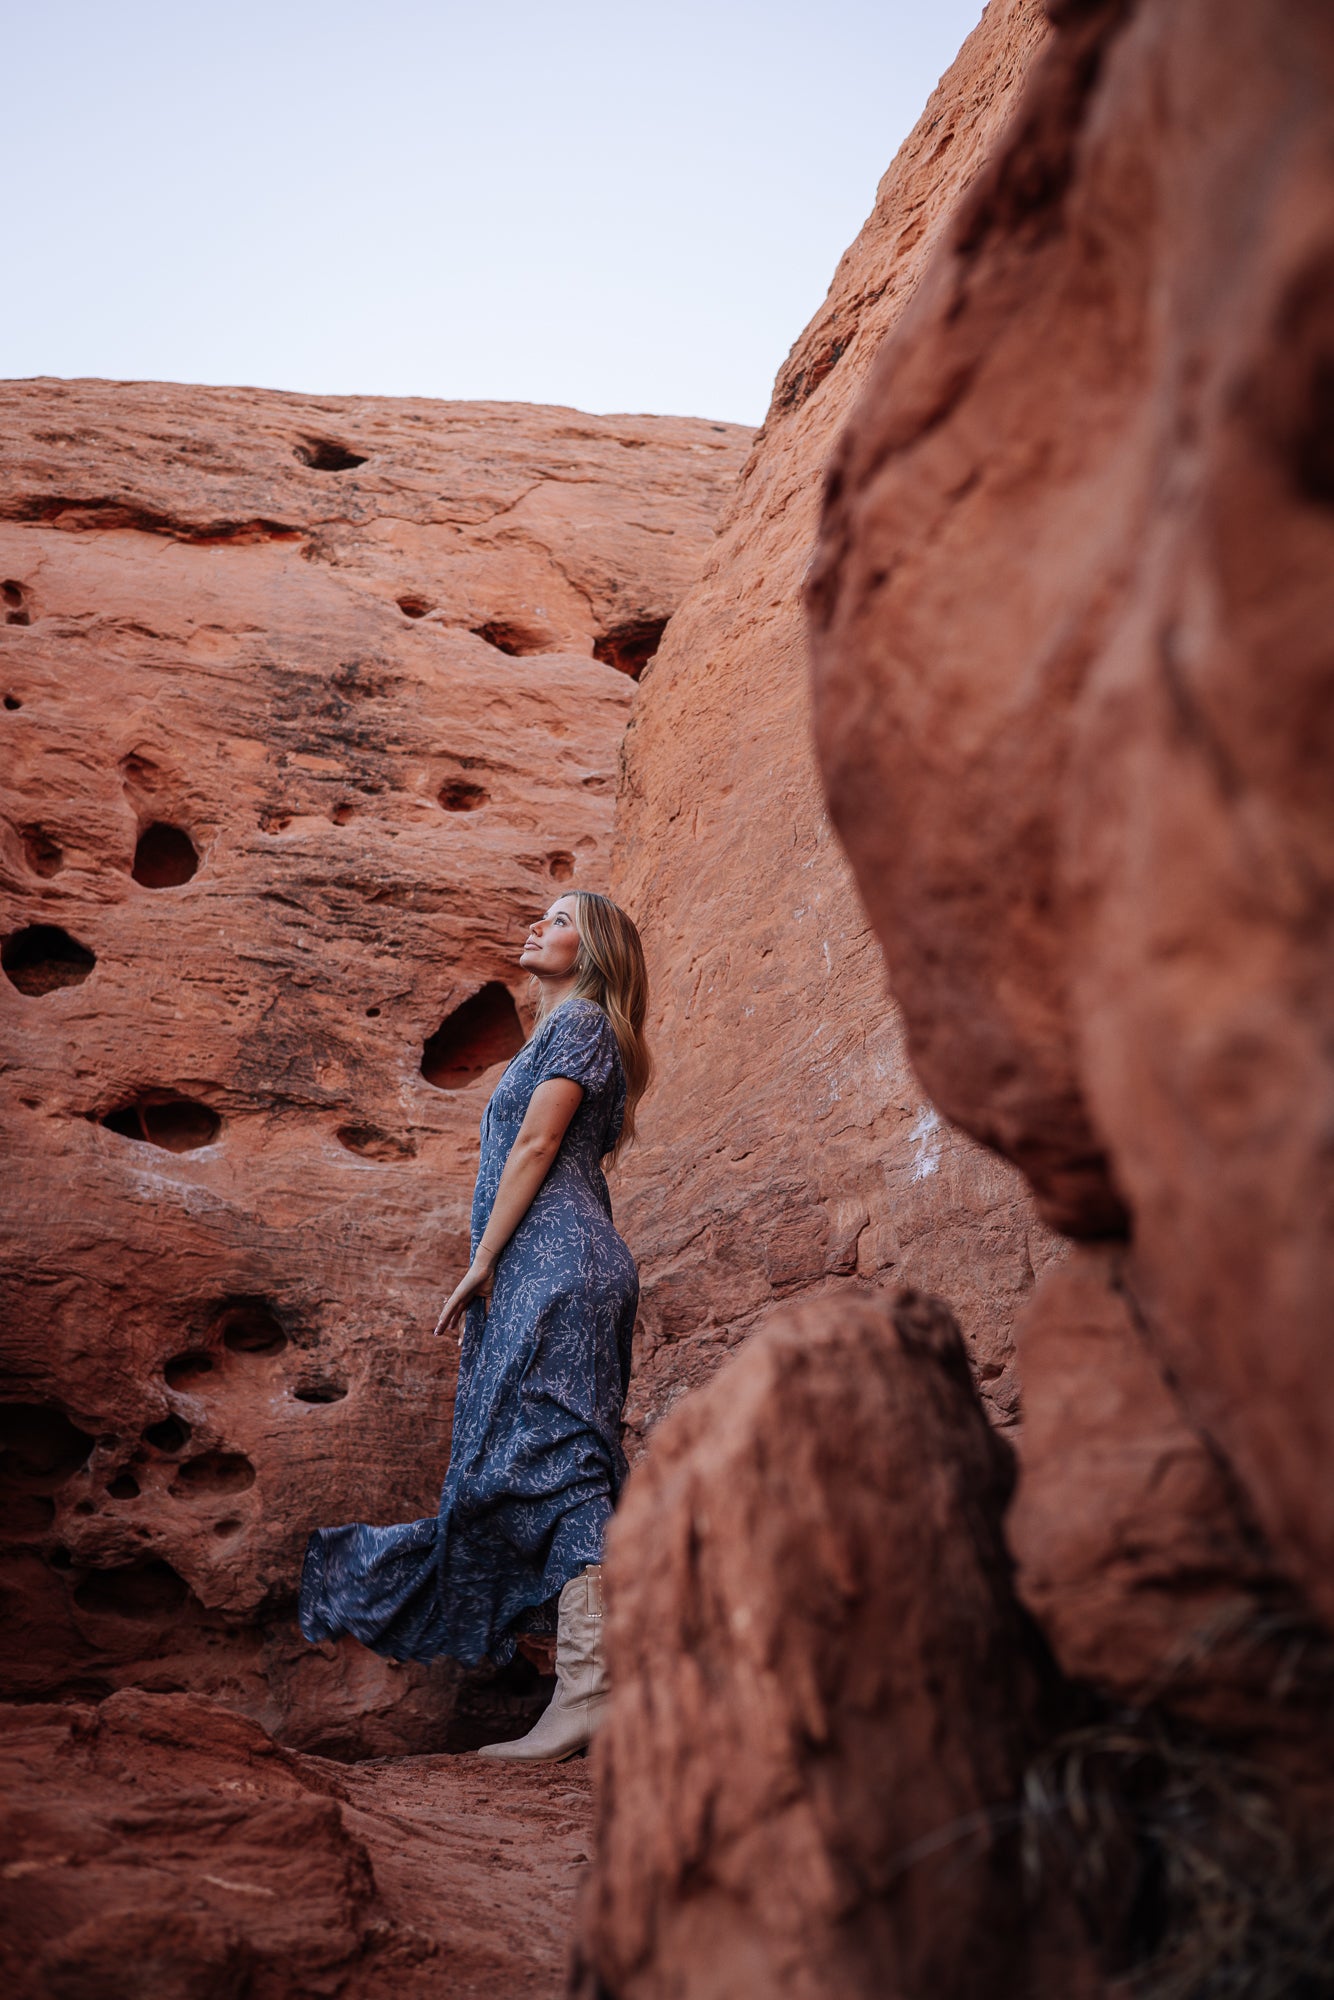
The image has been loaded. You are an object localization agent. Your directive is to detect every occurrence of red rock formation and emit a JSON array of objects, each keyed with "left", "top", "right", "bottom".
[
  {"left": 0, "top": 380, "right": 750, "bottom": 1751},
  {"left": 1007, "top": 1249, "right": 1334, "bottom": 1758},
  {"left": 609, "top": 0, "right": 1055, "bottom": 1445},
  {"left": 576, "top": 1291, "right": 1095, "bottom": 2000},
  {"left": 581, "top": 3, "right": 1334, "bottom": 1992},
  {"left": 0, "top": 1688, "right": 593, "bottom": 1999},
  {"left": 808, "top": 0, "right": 1334, "bottom": 1641}
]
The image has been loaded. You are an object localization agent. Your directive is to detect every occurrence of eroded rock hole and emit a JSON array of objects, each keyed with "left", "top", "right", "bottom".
[
  {"left": 422, "top": 981, "right": 524, "bottom": 1089},
  {"left": 170, "top": 1451, "right": 255, "bottom": 1497},
  {"left": 100, "top": 1097, "right": 221, "bottom": 1151},
  {"left": 3, "top": 581, "right": 29, "bottom": 628},
  {"left": 295, "top": 439, "right": 368, "bottom": 473},
  {"left": 397, "top": 594, "right": 431, "bottom": 618},
  {"left": 472, "top": 620, "right": 550, "bottom": 657},
  {"left": 330, "top": 801, "right": 355, "bottom": 825},
  {"left": 141, "top": 1416, "right": 191, "bottom": 1454},
  {"left": 2, "top": 924, "right": 96, "bottom": 995},
  {"left": 438, "top": 778, "right": 490, "bottom": 812},
  {"left": 294, "top": 1380, "right": 347, "bottom": 1405},
  {"left": 163, "top": 1352, "right": 214, "bottom": 1388},
  {"left": 73, "top": 1557, "right": 190, "bottom": 1619},
  {"left": 0, "top": 1403, "right": 94, "bottom": 1491},
  {"left": 337, "top": 1124, "right": 417, "bottom": 1162},
  {"left": 593, "top": 616, "right": 669, "bottom": 679},
  {"left": 213, "top": 1517, "right": 244, "bottom": 1537},
  {"left": 3, "top": 695, "right": 21, "bottom": 710},
  {"left": 20, "top": 826, "right": 63, "bottom": 877},
  {"left": 218, "top": 1301, "right": 287, "bottom": 1355},
  {"left": 106, "top": 1474, "right": 140, "bottom": 1500},
  {"left": 132, "top": 822, "right": 199, "bottom": 888},
  {"left": 547, "top": 851, "right": 575, "bottom": 882}
]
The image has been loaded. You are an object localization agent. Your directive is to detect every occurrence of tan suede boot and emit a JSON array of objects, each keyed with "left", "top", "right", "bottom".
[{"left": 477, "top": 1564, "right": 608, "bottom": 1762}]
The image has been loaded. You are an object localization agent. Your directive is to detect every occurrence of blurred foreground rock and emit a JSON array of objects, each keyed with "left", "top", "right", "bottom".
[
  {"left": 578, "top": 1291, "right": 1094, "bottom": 2000},
  {"left": 808, "top": 0, "right": 1334, "bottom": 1627},
  {"left": 1008, "top": 1249, "right": 1334, "bottom": 1767}
]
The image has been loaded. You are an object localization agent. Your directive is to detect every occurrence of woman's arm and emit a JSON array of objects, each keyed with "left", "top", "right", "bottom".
[{"left": 433, "top": 1076, "right": 585, "bottom": 1336}]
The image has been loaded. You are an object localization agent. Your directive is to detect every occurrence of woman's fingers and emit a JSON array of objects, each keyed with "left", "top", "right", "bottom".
[
  {"left": 433, "top": 1291, "right": 463, "bottom": 1336},
  {"left": 431, "top": 1262, "right": 493, "bottom": 1336},
  {"left": 432, "top": 1286, "right": 473, "bottom": 1335}
]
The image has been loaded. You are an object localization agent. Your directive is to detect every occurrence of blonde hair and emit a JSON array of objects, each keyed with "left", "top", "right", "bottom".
[{"left": 530, "top": 891, "right": 651, "bottom": 1166}]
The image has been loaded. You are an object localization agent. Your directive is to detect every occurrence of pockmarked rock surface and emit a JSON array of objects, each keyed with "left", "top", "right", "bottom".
[
  {"left": 577, "top": 1291, "right": 1094, "bottom": 2000},
  {"left": 808, "top": 0, "right": 1334, "bottom": 1630},
  {"left": 0, "top": 1688, "right": 593, "bottom": 2000},
  {"left": 0, "top": 380, "right": 750, "bottom": 1751},
  {"left": 609, "top": 0, "right": 1055, "bottom": 1445}
]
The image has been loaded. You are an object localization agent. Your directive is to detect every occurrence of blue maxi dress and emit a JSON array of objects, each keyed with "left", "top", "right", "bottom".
[{"left": 298, "top": 997, "right": 638, "bottom": 1667}]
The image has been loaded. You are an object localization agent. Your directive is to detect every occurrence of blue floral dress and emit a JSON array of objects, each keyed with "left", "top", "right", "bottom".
[{"left": 298, "top": 997, "right": 638, "bottom": 1667}]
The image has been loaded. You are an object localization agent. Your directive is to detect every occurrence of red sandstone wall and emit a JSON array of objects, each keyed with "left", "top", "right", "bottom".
[
  {"left": 0, "top": 382, "right": 750, "bottom": 1752},
  {"left": 608, "top": 0, "right": 1054, "bottom": 1448}
]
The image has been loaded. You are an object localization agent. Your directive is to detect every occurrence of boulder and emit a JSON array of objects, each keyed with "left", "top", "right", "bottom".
[
  {"left": 576, "top": 1290, "right": 1094, "bottom": 2000},
  {"left": 808, "top": 0, "right": 1334, "bottom": 1625}
]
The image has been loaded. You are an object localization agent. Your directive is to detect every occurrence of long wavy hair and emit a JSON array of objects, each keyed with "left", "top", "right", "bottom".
[{"left": 529, "top": 890, "right": 651, "bottom": 1166}]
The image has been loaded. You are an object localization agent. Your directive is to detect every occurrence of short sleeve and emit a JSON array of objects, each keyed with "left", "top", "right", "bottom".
[{"left": 530, "top": 1000, "right": 617, "bottom": 1097}]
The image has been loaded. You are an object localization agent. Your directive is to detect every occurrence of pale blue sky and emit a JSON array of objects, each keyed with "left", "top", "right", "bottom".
[{"left": 5, "top": 1, "right": 985, "bottom": 425}]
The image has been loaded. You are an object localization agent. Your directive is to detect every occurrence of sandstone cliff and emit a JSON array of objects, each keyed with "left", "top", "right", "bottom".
[
  {"left": 0, "top": 381, "right": 750, "bottom": 1756},
  {"left": 609, "top": 0, "right": 1054, "bottom": 1445}
]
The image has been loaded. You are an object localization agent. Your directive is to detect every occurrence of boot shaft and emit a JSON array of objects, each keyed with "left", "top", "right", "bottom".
[{"left": 555, "top": 1562, "right": 608, "bottom": 1697}]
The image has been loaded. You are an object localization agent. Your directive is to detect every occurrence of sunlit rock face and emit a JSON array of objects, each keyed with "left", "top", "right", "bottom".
[
  {"left": 0, "top": 380, "right": 751, "bottom": 1750},
  {"left": 607, "top": 0, "right": 1055, "bottom": 1447},
  {"left": 808, "top": 0, "right": 1334, "bottom": 1635}
]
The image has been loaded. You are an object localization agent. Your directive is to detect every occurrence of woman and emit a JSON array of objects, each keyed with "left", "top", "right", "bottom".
[{"left": 298, "top": 889, "right": 650, "bottom": 1762}]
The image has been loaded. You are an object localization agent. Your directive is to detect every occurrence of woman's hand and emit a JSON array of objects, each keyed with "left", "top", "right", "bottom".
[{"left": 433, "top": 1253, "right": 496, "bottom": 1338}]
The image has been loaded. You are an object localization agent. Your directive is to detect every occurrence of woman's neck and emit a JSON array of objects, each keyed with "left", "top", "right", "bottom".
[{"left": 541, "top": 973, "right": 581, "bottom": 1012}]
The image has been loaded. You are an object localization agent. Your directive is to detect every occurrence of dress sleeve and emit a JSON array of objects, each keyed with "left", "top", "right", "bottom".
[{"left": 529, "top": 1001, "right": 617, "bottom": 1097}]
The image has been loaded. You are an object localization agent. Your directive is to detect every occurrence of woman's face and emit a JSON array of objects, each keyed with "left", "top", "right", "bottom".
[{"left": 520, "top": 895, "right": 581, "bottom": 979}]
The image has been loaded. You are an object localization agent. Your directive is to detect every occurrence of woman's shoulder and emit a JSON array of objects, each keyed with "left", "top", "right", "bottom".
[
  {"left": 544, "top": 996, "right": 610, "bottom": 1031},
  {"left": 523, "top": 996, "right": 610, "bottom": 1056},
  {"left": 537, "top": 998, "right": 622, "bottom": 1079}
]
